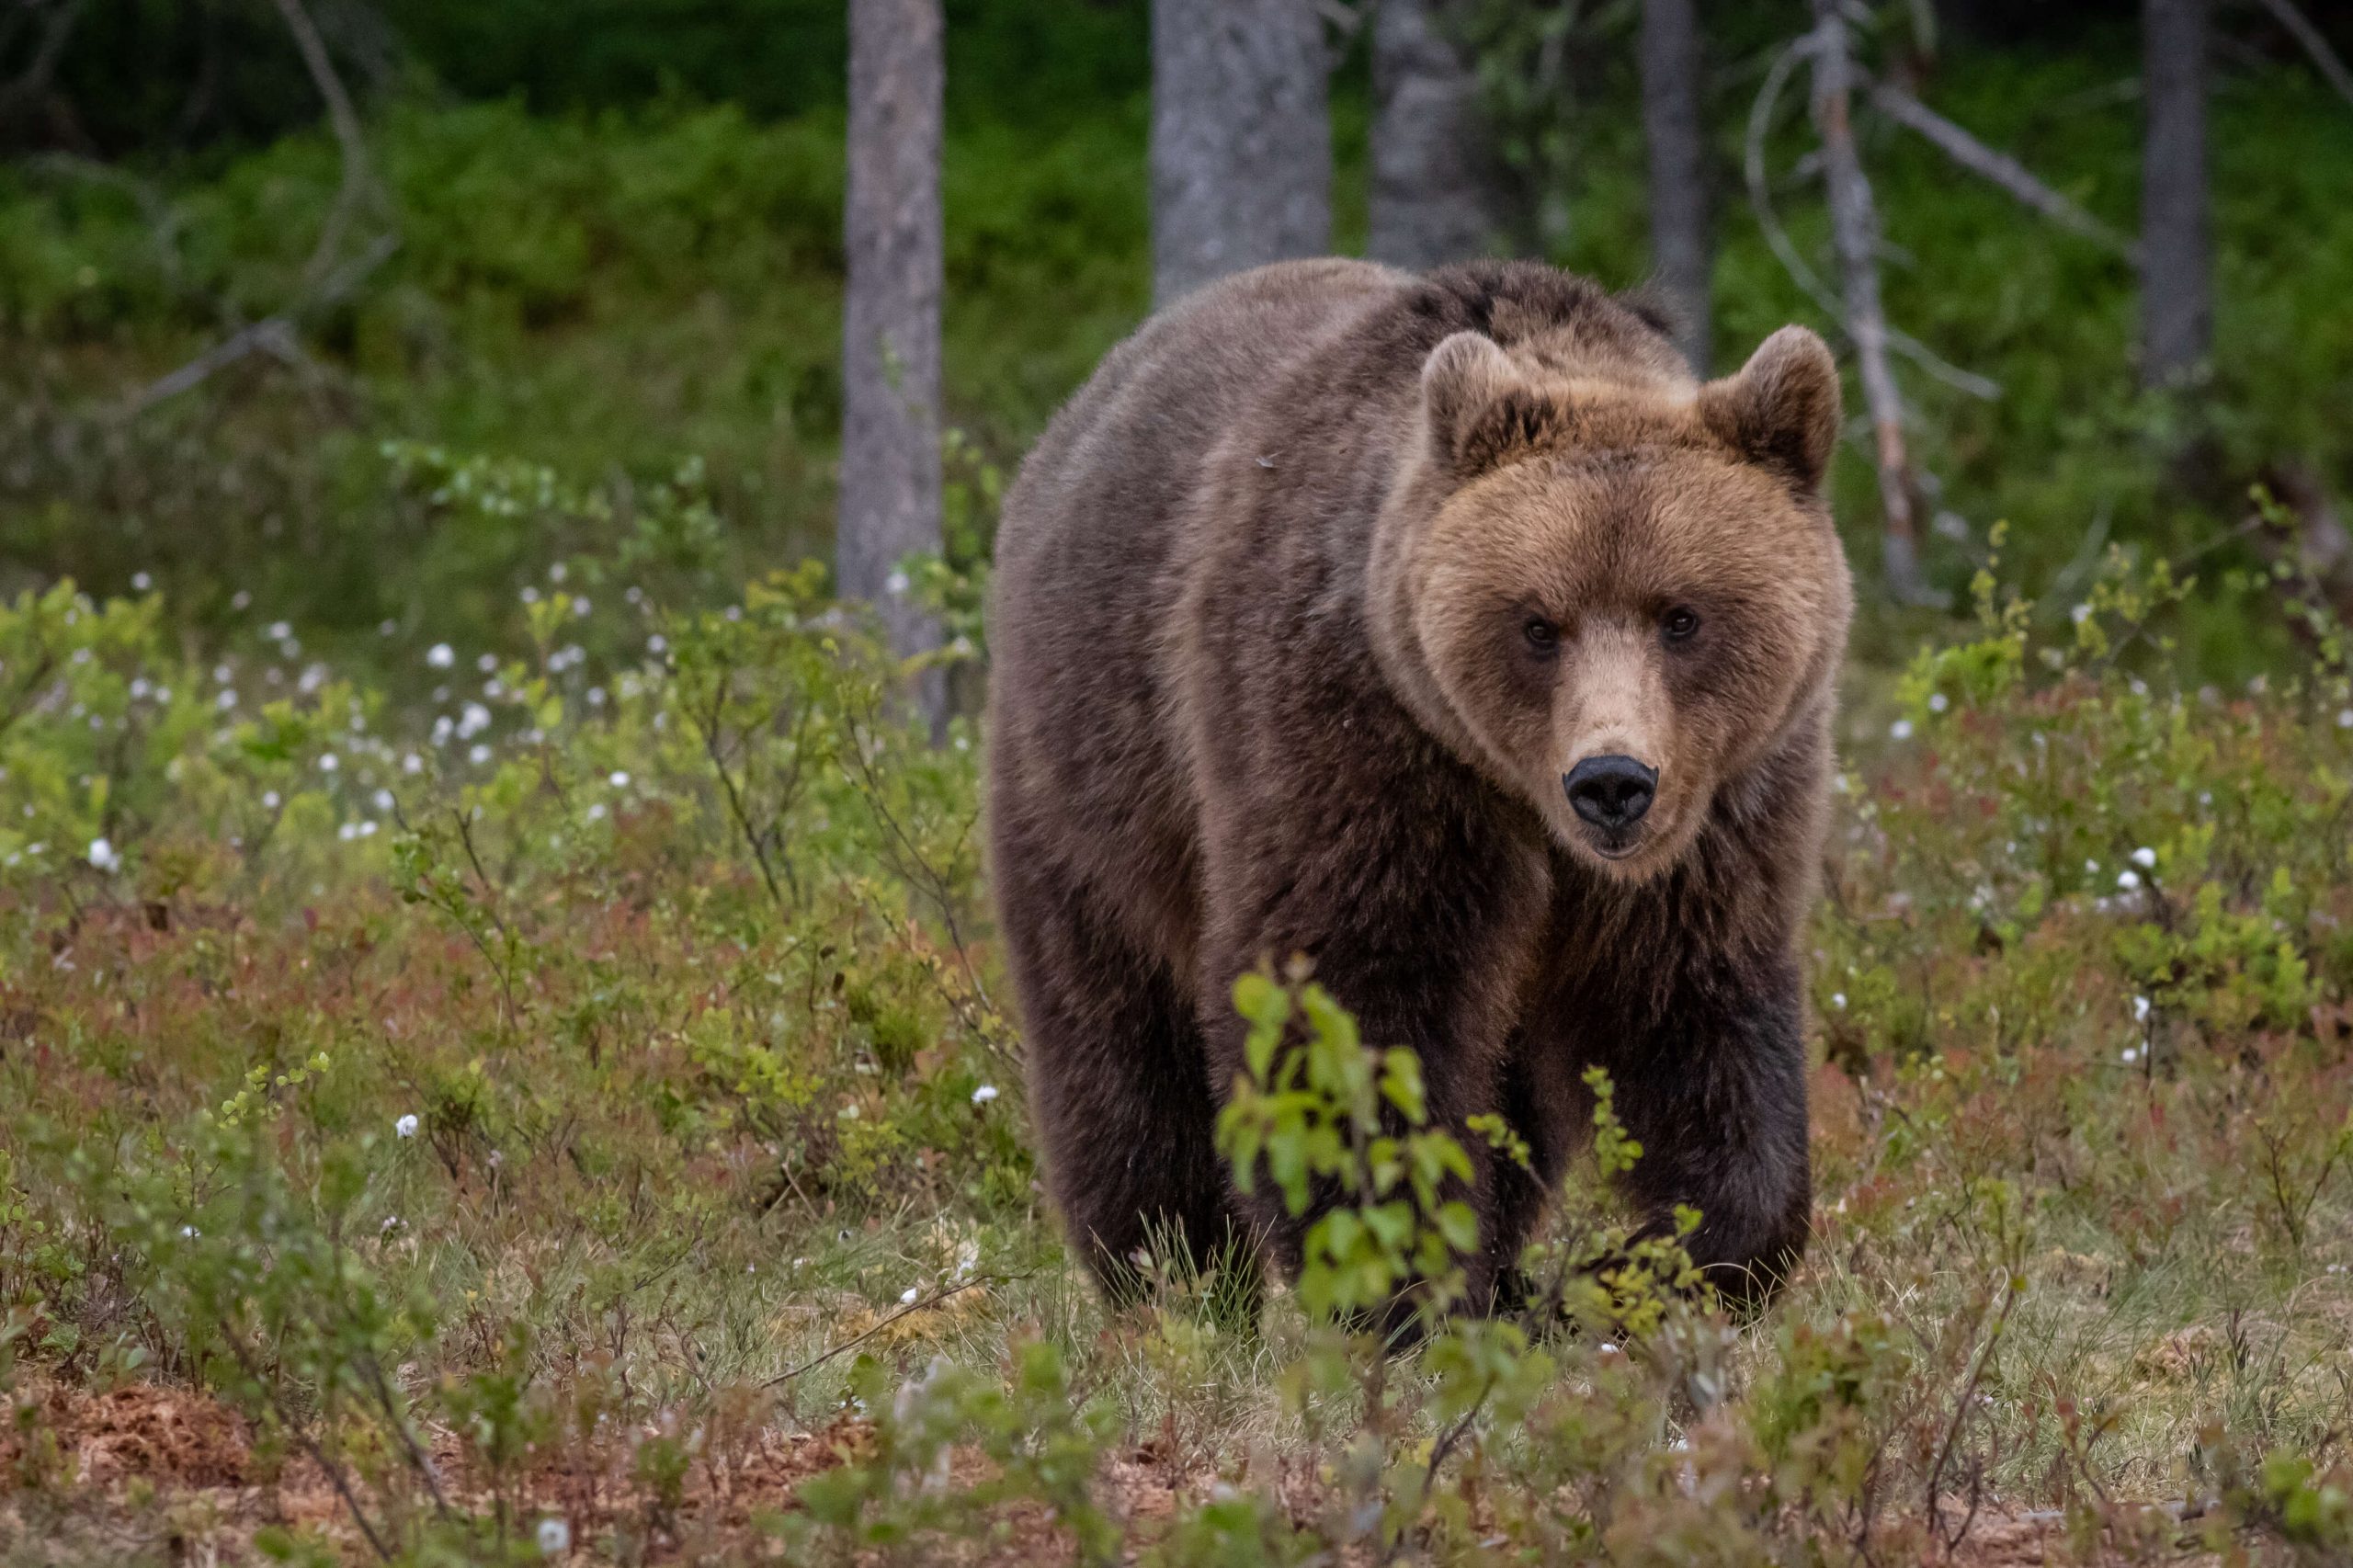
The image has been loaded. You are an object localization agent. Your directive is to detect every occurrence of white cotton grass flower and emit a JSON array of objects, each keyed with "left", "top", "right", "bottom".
[
  {"left": 2117, "top": 869, "right": 2142, "bottom": 891},
  {"left": 2133, "top": 995, "right": 2151, "bottom": 1023},
  {"left": 87, "top": 837, "right": 120, "bottom": 873},
  {"left": 608, "top": 770, "right": 630, "bottom": 789},
  {"left": 180, "top": 1223, "right": 199, "bottom": 1239},
  {"left": 2131, "top": 846, "right": 2157, "bottom": 869},
  {"left": 427, "top": 642, "right": 455, "bottom": 669},
  {"left": 1927, "top": 692, "right": 1949, "bottom": 713},
  {"left": 900, "top": 1286, "right": 921, "bottom": 1305},
  {"left": 395, "top": 1113, "right": 420, "bottom": 1139},
  {"left": 971, "top": 1084, "right": 999, "bottom": 1106},
  {"left": 1830, "top": 993, "right": 1847, "bottom": 1010},
  {"left": 536, "top": 1517, "right": 571, "bottom": 1557},
  {"left": 2338, "top": 709, "right": 2353, "bottom": 730},
  {"left": 1889, "top": 719, "right": 1914, "bottom": 741},
  {"left": 2120, "top": 1047, "right": 2140, "bottom": 1064}
]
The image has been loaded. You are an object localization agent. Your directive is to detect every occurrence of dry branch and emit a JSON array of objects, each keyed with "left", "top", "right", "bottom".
[
  {"left": 1807, "top": 0, "right": 1934, "bottom": 604},
  {"left": 1867, "top": 80, "right": 2143, "bottom": 261},
  {"left": 1744, "top": 33, "right": 2000, "bottom": 402},
  {"left": 2254, "top": 0, "right": 2353, "bottom": 109},
  {"left": 125, "top": 0, "right": 398, "bottom": 420}
]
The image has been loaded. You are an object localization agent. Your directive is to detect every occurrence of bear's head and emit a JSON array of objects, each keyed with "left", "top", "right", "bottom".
[{"left": 1371, "top": 324, "right": 1853, "bottom": 882}]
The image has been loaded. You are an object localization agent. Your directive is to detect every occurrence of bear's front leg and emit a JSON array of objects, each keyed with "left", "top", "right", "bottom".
[
  {"left": 1193, "top": 784, "right": 1552, "bottom": 1329},
  {"left": 1574, "top": 937, "right": 1812, "bottom": 1313}
]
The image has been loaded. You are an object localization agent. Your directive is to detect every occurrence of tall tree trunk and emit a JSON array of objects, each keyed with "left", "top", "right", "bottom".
[
  {"left": 2140, "top": 0, "right": 2211, "bottom": 390},
  {"left": 841, "top": 0, "right": 945, "bottom": 727},
  {"left": 1639, "top": 0, "right": 1711, "bottom": 370},
  {"left": 1368, "top": 0, "right": 1511, "bottom": 270},
  {"left": 1808, "top": 0, "right": 1928, "bottom": 605},
  {"left": 1152, "top": 0, "right": 1331, "bottom": 305}
]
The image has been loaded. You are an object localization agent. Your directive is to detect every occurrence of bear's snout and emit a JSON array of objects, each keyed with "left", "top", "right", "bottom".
[{"left": 1563, "top": 754, "right": 1657, "bottom": 835}]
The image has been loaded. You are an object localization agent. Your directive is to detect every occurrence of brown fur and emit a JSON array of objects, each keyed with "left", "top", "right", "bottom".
[{"left": 987, "top": 258, "right": 1852, "bottom": 1316}]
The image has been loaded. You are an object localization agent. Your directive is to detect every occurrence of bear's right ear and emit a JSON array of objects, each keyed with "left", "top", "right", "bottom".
[
  {"left": 1696, "top": 325, "right": 1843, "bottom": 494},
  {"left": 1420, "top": 331, "right": 1540, "bottom": 479}
]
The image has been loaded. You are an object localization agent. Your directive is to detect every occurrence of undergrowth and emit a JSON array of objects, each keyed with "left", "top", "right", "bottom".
[{"left": 0, "top": 463, "right": 2349, "bottom": 1563}]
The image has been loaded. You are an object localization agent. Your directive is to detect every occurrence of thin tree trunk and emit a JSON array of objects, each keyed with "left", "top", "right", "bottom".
[
  {"left": 1152, "top": 0, "right": 1331, "bottom": 305},
  {"left": 2141, "top": 0, "right": 2211, "bottom": 390},
  {"left": 1369, "top": 0, "right": 1511, "bottom": 270},
  {"left": 1639, "top": 0, "right": 1711, "bottom": 370},
  {"left": 842, "top": 0, "right": 946, "bottom": 727},
  {"left": 1808, "top": 0, "right": 1927, "bottom": 605}
]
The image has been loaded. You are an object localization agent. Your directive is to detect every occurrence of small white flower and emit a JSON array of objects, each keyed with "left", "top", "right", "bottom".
[
  {"left": 317, "top": 753, "right": 338, "bottom": 773},
  {"left": 536, "top": 1517, "right": 571, "bottom": 1556},
  {"left": 885, "top": 569, "right": 911, "bottom": 597},
  {"left": 2085, "top": 859, "right": 2100, "bottom": 874},
  {"left": 520, "top": 585, "right": 540, "bottom": 604},
  {"left": 477, "top": 653, "right": 498, "bottom": 673},
  {"left": 647, "top": 633, "right": 668, "bottom": 655},
  {"left": 1927, "top": 692, "right": 1949, "bottom": 713},
  {"left": 2133, "top": 995, "right": 2151, "bottom": 1022},
  {"left": 374, "top": 789, "right": 395, "bottom": 812},
  {"left": 2120, "top": 1047, "right": 2139, "bottom": 1064},
  {"left": 395, "top": 1113, "right": 420, "bottom": 1139},
  {"left": 2338, "top": 708, "right": 2353, "bottom": 730},
  {"left": 403, "top": 752, "right": 424, "bottom": 775},
  {"left": 2131, "top": 846, "right": 2156, "bottom": 869},
  {"left": 216, "top": 688, "right": 238, "bottom": 711},
  {"left": 900, "top": 1286, "right": 921, "bottom": 1305},
  {"left": 586, "top": 802, "right": 608, "bottom": 822},
  {"left": 267, "top": 620, "right": 291, "bottom": 640},
  {"left": 262, "top": 790, "right": 281, "bottom": 810},
  {"left": 381, "top": 1214, "right": 404, "bottom": 1234},
  {"left": 1830, "top": 992, "right": 1847, "bottom": 1010},
  {"left": 1889, "top": 719, "right": 1914, "bottom": 741},
  {"left": 2117, "top": 869, "right": 2142, "bottom": 891},
  {"left": 2071, "top": 604, "right": 2092, "bottom": 625},
  {"left": 957, "top": 1240, "right": 979, "bottom": 1278},
  {"left": 1598, "top": 1341, "right": 1620, "bottom": 1355},
  {"left": 338, "top": 822, "right": 359, "bottom": 842},
  {"left": 608, "top": 770, "right": 631, "bottom": 789},
  {"left": 131, "top": 571, "right": 153, "bottom": 591},
  {"left": 971, "top": 1084, "right": 999, "bottom": 1105},
  {"left": 469, "top": 744, "right": 492, "bottom": 765},
  {"left": 426, "top": 642, "right": 455, "bottom": 669},
  {"left": 573, "top": 597, "right": 590, "bottom": 619},
  {"left": 87, "top": 837, "right": 120, "bottom": 873},
  {"left": 180, "top": 1224, "right": 200, "bottom": 1239},
  {"left": 458, "top": 702, "right": 492, "bottom": 739}
]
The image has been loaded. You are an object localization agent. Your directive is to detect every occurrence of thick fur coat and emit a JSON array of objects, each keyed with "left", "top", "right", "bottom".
[{"left": 987, "top": 258, "right": 1852, "bottom": 1313}]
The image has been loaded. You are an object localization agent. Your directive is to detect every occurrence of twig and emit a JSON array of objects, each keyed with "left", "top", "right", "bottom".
[
  {"left": 1866, "top": 80, "right": 2143, "bottom": 260},
  {"left": 2254, "top": 0, "right": 2353, "bottom": 109},
  {"left": 762, "top": 1273, "right": 1018, "bottom": 1387},
  {"left": 268, "top": 0, "right": 381, "bottom": 290},
  {"left": 124, "top": 230, "right": 397, "bottom": 415},
  {"left": 215, "top": 1317, "right": 395, "bottom": 1562},
  {"left": 123, "top": 0, "right": 397, "bottom": 418}
]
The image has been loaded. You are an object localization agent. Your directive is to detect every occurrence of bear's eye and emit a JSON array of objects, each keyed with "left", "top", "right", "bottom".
[
  {"left": 1662, "top": 607, "right": 1701, "bottom": 644},
  {"left": 1522, "top": 618, "right": 1559, "bottom": 655}
]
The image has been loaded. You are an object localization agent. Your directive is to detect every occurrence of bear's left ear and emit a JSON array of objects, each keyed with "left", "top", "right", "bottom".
[{"left": 1696, "top": 325, "right": 1842, "bottom": 494}]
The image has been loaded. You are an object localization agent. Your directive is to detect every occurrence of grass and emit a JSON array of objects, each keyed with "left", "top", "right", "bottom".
[{"left": 0, "top": 499, "right": 2348, "bottom": 1562}]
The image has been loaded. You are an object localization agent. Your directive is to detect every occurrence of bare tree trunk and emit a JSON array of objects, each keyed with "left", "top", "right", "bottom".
[
  {"left": 1808, "top": 0, "right": 1928, "bottom": 605},
  {"left": 2141, "top": 0, "right": 2211, "bottom": 390},
  {"left": 1369, "top": 0, "right": 1511, "bottom": 270},
  {"left": 842, "top": 0, "right": 946, "bottom": 727},
  {"left": 1639, "top": 0, "right": 1711, "bottom": 370},
  {"left": 1153, "top": 0, "right": 1331, "bottom": 305}
]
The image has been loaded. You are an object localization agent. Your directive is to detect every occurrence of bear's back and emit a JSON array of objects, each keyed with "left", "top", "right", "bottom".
[{"left": 988, "top": 259, "right": 1411, "bottom": 971}]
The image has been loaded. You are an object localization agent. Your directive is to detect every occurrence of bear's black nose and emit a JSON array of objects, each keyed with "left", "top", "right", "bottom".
[{"left": 1563, "top": 755, "right": 1657, "bottom": 830}]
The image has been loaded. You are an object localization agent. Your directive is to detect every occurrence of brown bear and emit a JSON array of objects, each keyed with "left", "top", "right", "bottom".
[{"left": 986, "top": 257, "right": 1850, "bottom": 1317}]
